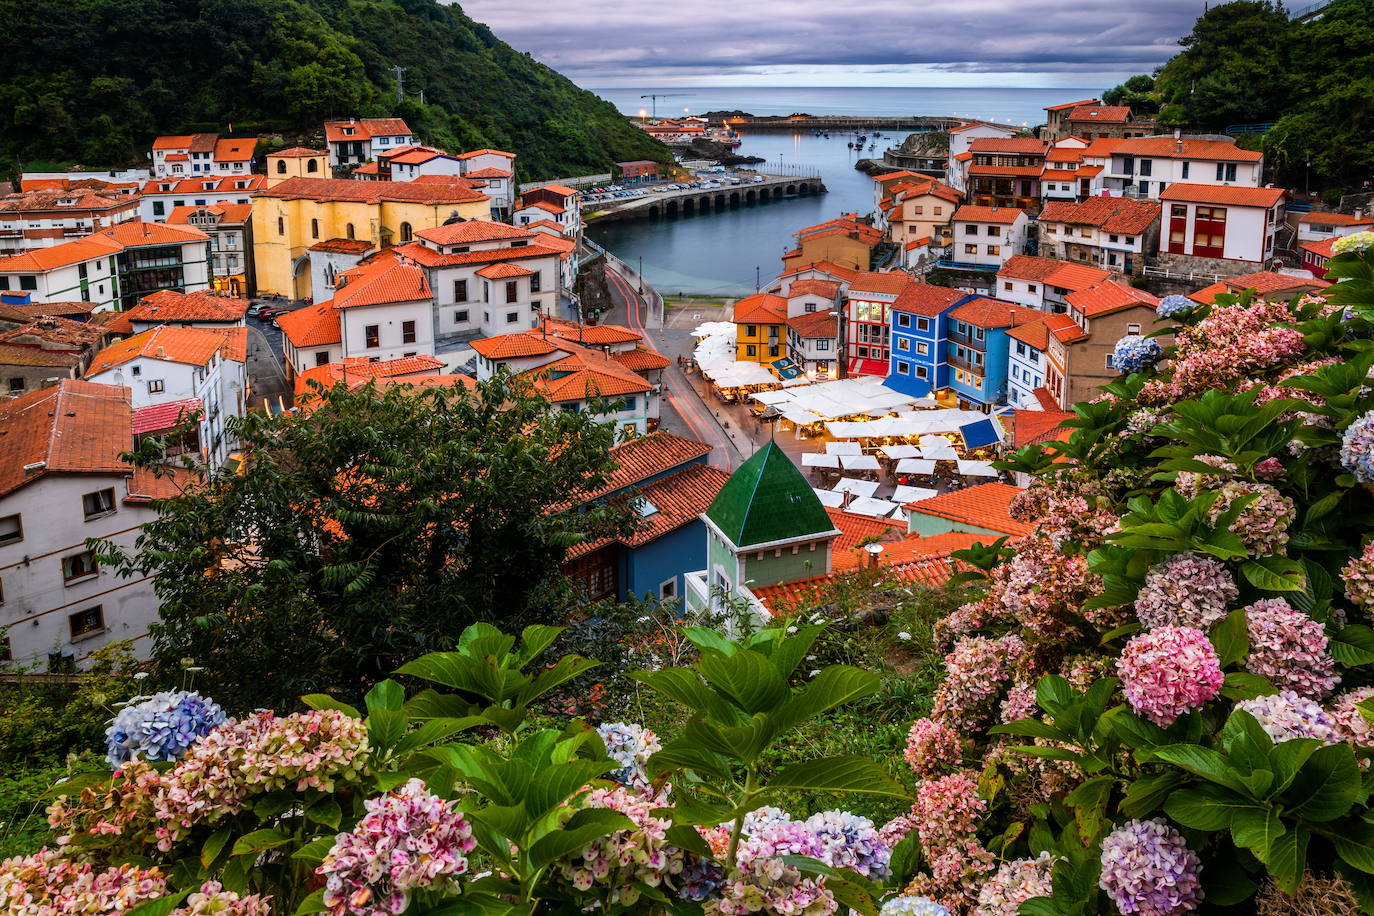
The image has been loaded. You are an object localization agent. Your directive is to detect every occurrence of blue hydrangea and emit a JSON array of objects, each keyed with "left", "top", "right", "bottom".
[
  {"left": 104, "top": 690, "right": 226, "bottom": 768},
  {"left": 1111, "top": 335, "right": 1162, "bottom": 374},
  {"left": 677, "top": 858, "right": 726, "bottom": 901},
  {"left": 1156, "top": 294, "right": 1194, "bottom": 318},
  {"left": 804, "top": 810, "right": 891, "bottom": 879},
  {"left": 1340, "top": 411, "right": 1374, "bottom": 483},
  {"left": 880, "top": 896, "right": 950, "bottom": 916},
  {"left": 595, "top": 721, "right": 661, "bottom": 789},
  {"left": 741, "top": 805, "right": 793, "bottom": 835}
]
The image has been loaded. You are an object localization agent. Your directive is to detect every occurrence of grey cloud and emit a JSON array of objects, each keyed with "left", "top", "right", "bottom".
[{"left": 451, "top": 0, "right": 1199, "bottom": 80}]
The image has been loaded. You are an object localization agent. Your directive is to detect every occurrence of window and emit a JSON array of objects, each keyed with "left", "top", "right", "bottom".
[
  {"left": 804, "top": 303, "right": 816, "bottom": 312},
  {"left": 986, "top": 225, "right": 998, "bottom": 236},
  {"left": 62, "top": 550, "right": 98, "bottom": 582},
  {"left": 1016, "top": 341, "right": 1027, "bottom": 356},
  {"left": 916, "top": 365, "right": 929, "bottom": 379},
  {"left": 365, "top": 325, "right": 380, "bottom": 348},
  {"left": 399, "top": 222, "right": 413, "bottom": 243},
  {"left": 659, "top": 577, "right": 678, "bottom": 600},
  {"left": 505, "top": 281, "right": 518, "bottom": 303},
  {"left": 1216, "top": 163, "right": 1238, "bottom": 182},
  {"left": 896, "top": 337, "right": 910, "bottom": 352},
  {"left": 1181, "top": 162, "right": 1190, "bottom": 179},
  {"left": 917, "top": 341, "right": 931, "bottom": 356},
  {"left": 314, "top": 351, "right": 330, "bottom": 367},
  {"left": 817, "top": 339, "right": 831, "bottom": 351},
  {"left": 147, "top": 380, "right": 165, "bottom": 394},
  {"left": 857, "top": 346, "right": 869, "bottom": 357},
  {"left": 307, "top": 158, "right": 319, "bottom": 173},
  {"left": 402, "top": 320, "right": 416, "bottom": 344},
  {"left": 530, "top": 272, "right": 541, "bottom": 293},
  {"left": 1028, "top": 284, "right": 1038, "bottom": 294},
  {"left": 916, "top": 317, "right": 930, "bottom": 332},
  {"left": 0, "top": 514, "right": 21, "bottom": 546},
  {"left": 914, "top": 206, "right": 924, "bottom": 215},
  {"left": 310, "top": 218, "right": 320, "bottom": 240},
  {"left": 1106, "top": 353, "right": 1116, "bottom": 369},
  {"left": 8, "top": 378, "right": 22, "bottom": 393},
  {"left": 986, "top": 245, "right": 1000, "bottom": 256},
  {"left": 131, "top": 366, "right": 141, "bottom": 377},
  {"left": 965, "top": 225, "right": 977, "bottom": 235},
  {"left": 506, "top": 311, "right": 519, "bottom": 324},
  {"left": 896, "top": 314, "right": 911, "bottom": 328},
  {"left": 346, "top": 223, "right": 355, "bottom": 240},
  {"left": 744, "top": 324, "right": 757, "bottom": 337},
  {"left": 69, "top": 606, "right": 104, "bottom": 639},
  {"left": 1003, "top": 282, "right": 1013, "bottom": 291},
  {"left": 897, "top": 361, "right": 911, "bottom": 376},
  {"left": 454, "top": 309, "right": 469, "bottom": 323},
  {"left": 276, "top": 160, "right": 288, "bottom": 174},
  {"left": 964, "top": 244, "right": 977, "bottom": 255},
  {"left": 82, "top": 488, "right": 115, "bottom": 519},
  {"left": 1139, "top": 159, "right": 1152, "bottom": 177},
  {"left": 745, "top": 344, "right": 757, "bottom": 357},
  {"left": 454, "top": 280, "right": 468, "bottom": 302},
  {"left": 277, "top": 216, "right": 285, "bottom": 236},
  {"left": 152, "top": 200, "right": 165, "bottom": 217},
  {"left": 934, "top": 206, "right": 943, "bottom": 216}
]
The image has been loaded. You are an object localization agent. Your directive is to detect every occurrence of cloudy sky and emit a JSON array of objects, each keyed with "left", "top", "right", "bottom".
[{"left": 454, "top": 0, "right": 1204, "bottom": 88}]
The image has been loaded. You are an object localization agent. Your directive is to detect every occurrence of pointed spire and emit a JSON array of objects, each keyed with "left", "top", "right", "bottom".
[{"left": 705, "top": 441, "right": 836, "bottom": 550}]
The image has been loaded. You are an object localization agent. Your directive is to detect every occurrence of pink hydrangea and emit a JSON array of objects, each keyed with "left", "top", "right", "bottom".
[
  {"left": 1244, "top": 598, "right": 1338, "bottom": 699},
  {"left": 878, "top": 815, "right": 918, "bottom": 849},
  {"left": 999, "top": 683, "right": 1038, "bottom": 724},
  {"left": 974, "top": 852, "right": 1055, "bottom": 916},
  {"left": 906, "top": 840, "right": 996, "bottom": 915},
  {"left": 911, "top": 771, "right": 985, "bottom": 852},
  {"left": 931, "top": 634, "right": 1025, "bottom": 730},
  {"left": 173, "top": 882, "right": 272, "bottom": 916},
  {"left": 1342, "top": 541, "right": 1374, "bottom": 612},
  {"left": 1235, "top": 692, "right": 1339, "bottom": 744},
  {"left": 1327, "top": 686, "right": 1374, "bottom": 745},
  {"left": 709, "top": 821, "right": 836, "bottom": 916},
  {"left": 556, "top": 786, "right": 684, "bottom": 905},
  {"left": 318, "top": 779, "right": 475, "bottom": 916},
  {"left": 1152, "top": 299, "right": 1306, "bottom": 401},
  {"left": 989, "top": 533, "right": 1099, "bottom": 635},
  {"left": 0, "top": 849, "right": 166, "bottom": 916},
  {"left": 1134, "top": 553, "right": 1238, "bottom": 630},
  {"left": 1098, "top": 819, "right": 1203, "bottom": 915},
  {"left": 1117, "top": 627, "right": 1223, "bottom": 726},
  {"left": 1208, "top": 482, "right": 1295, "bottom": 557},
  {"left": 903, "top": 718, "right": 966, "bottom": 779}
]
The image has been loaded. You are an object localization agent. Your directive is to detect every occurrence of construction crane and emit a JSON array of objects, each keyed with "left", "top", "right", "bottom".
[{"left": 639, "top": 93, "right": 694, "bottom": 120}]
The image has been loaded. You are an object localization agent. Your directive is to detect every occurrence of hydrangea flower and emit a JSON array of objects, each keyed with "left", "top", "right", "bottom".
[
  {"left": 1333, "top": 231, "right": 1374, "bottom": 255},
  {"left": 104, "top": 691, "right": 226, "bottom": 768},
  {"left": 1117, "top": 627, "right": 1223, "bottom": 726},
  {"left": 912, "top": 771, "right": 985, "bottom": 851},
  {"left": 318, "top": 779, "right": 475, "bottom": 916},
  {"left": 804, "top": 810, "right": 890, "bottom": 879},
  {"left": 678, "top": 858, "right": 727, "bottom": 902},
  {"left": 880, "top": 897, "right": 950, "bottom": 916},
  {"left": 1112, "top": 335, "right": 1163, "bottom": 374},
  {"left": 974, "top": 852, "right": 1055, "bottom": 916},
  {"left": 173, "top": 882, "right": 272, "bottom": 916},
  {"left": 931, "top": 634, "right": 1025, "bottom": 730},
  {"left": 1098, "top": 818, "right": 1203, "bottom": 916},
  {"left": 1134, "top": 554, "right": 1238, "bottom": 631},
  {"left": 903, "top": 718, "right": 966, "bottom": 779},
  {"left": 998, "top": 683, "right": 1038, "bottom": 724},
  {"left": 1156, "top": 295, "right": 1194, "bottom": 318},
  {"left": 1244, "top": 598, "right": 1338, "bottom": 698},
  {"left": 741, "top": 806, "right": 793, "bottom": 835},
  {"left": 0, "top": 849, "right": 167, "bottom": 916},
  {"left": 1328, "top": 686, "right": 1374, "bottom": 745},
  {"left": 596, "top": 721, "right": 662, "bottom": 791},
  {"left": 1235, "top": 691, "right": 1339, "bottom": 743},
  {"left": 1341, "top": 411, "right": 1374, "bottom": 483},
  {"left": 557, "top": 785, "right": 684, "bottom": 906},
  {"left": 708, "top": 820, "right": 836, "bottom": 916},
  {"left": 1207, "top": 481, "right": 1295, "bottom": 557},
  {"left": 1342, "top": 540, "right": 1374, "bottom": 611}
]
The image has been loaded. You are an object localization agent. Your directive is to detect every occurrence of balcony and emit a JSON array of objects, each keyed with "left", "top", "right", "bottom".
[
  {"left": 946, "top": 351, "right": 985, "bottom": 374},
  {"left": 946, "top": 326, "right": 985, "bottom": 348}
]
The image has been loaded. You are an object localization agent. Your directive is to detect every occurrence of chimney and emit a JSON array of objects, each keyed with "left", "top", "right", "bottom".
[
  {"left": 156, "top": 346, "right": 166, "bottom": 358},
  {"left": 22, "top": 461, "right": 46, "bottom": 476}
]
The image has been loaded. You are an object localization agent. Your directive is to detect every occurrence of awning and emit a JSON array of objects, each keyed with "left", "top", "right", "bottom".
[
  {"left": 812, "top": 487, "right": 845, "bottom": 508},
  {"left": 895, "top": 458, "right": 937, "bottom": 475},
  {"left": 840, "top": 454, "right": 880, "bottom": 471},
  {"left": 782, "top": 407, "right": 827, "bottom": 426},
  {"left": 959, "top": 418, "right": 1004, "bottom": 449},
  {"left": 802, "top": 453, "right": 840, "bottom": 468},
  {"left": 771, "top": 357, "right": 804, "bottom": 380},
  {"left": 957, "top": 460, "right": 999, "bottom": 477},
  {"left": 825, "top": 441, "right": 862, "bottom": 456},
  {"left": 848, "top": 357, "right": 889, "bottom": 377},
  {"left": 833, "top": 478, "right": 880, "bottom": 497}
]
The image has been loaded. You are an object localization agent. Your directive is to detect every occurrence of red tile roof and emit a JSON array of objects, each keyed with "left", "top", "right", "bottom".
[
  {"left": 455, "top": 149, "right": 516, "bottom": 160},
  {"left": 269, "top": 147, "right": 327, "bottom": 159},
  {"left": 887, "top": 178, "right": 963, "bottom": 206},
  {"left": 543, "top": 317, "right": 642, "bottom": 346},
  {"left": 522, "top": 347, "right": 653, "bottom": 401},
  {"left": 847, "top": 271, "right": 914, "bottom": 296},
  {"left": 86, "top": 326, "right": 246, "bottom": 374},
  {"left": 1299, "top": 212, "right": 1374, "bottom": 227},
  {"left": 968, "top": 164, "right": 1044, "bottom": 178},
  {"left": 949, "top": 297, "right": 1043, "bottom": 330},
  {"left": 1066, "top": 280, "right": 1160, "bottom": 317},
  {"left": 611, "top": 346, "right": 672, "bottom": 371},
  {"left": 294, "top": 355, "right": 445, "bottom": 397},
  {"left": 1301, "top": 238, "right": 1336, "bottom": 259},
  {"left": 0, "top": 221, "right": 207, "bottom": 273},
  {"left": 1067, "top": 105, "right": 1131, "bottom": 123},
  {"left": 998, "top": 255, "right": 1112, "bottom": 290},
  {"left": 213, "top": 138, "right": 254, "bottom": 162},
  {"left": 786, "top": 311, "right": 838, "bottom": 338},
  {"left": 258, "top": 176, "right": 486, "bottom": 205},
  {"left": 1038, "top": 196, "right": 1161, "bottom": 235},
  {"left": 309, "top": 238, "right": 375, "bottom": 254},
  {"left": 1012, "top": 408, "right": 1075, "bottom": 447},
  {"left": 1113, "top": 137, "right": 1263, "bottom": 163},
  {"left": 0, "top": 188, "right": 135, "bottom": 215},
  {"left": 132, "top": 398, "right": 201, "bottom": 435},
  {"left": 469, "top": 333, "right": 563, "bottom": 360},
  {"left": 733, "top": 293, "right": 788, "bottom": 323},
  {"left": 967, "top": 138, "right": 1049, "bottom": 155},
  {"left": 953, "top": 205, "right": 1027, "bottom": 225},
  {"left": 124, "top": 465, "right": 201, "bottom": 504},
  {"left": 1007, "top": 312, "right": 1087, "bottom": 348},
  {"left": 125, "top": 290, "right": 250, "bottom": 324},
  {"left": 1081, "top": 138, "right": 1127, "bottom": 159},
  {"left": 889, "top": 283, "right": 966, "bottom": 317},
  {"left": 536, "top": 184, "right": 579, "bottom": 197},
  {"left": 906, "top": 482, "right": 1031, "bottom": 536},
  {"left": 1045, "top": 98, "right": 1101, "bottom": 112},
  {"left": 787, "top": 279, "right": 842, "bottom": 300},
  {"left": 324, "top": 119, "right": 412, "bottom": 143},
  {"left": 567, "top": 463, "right": 729, "bottom": 559},
  {"left": 519, "top": 200, "right": 565, "bottom": 215},
  {"left": 0, "top": 380, "right": 132, "bottom": 498},
  {"left": 1188, "top": 271, "right": 1332, "bottom": 304},
  {"left": 332, "top": 258, "right": 432, "bottom": 310},
  {"left": 582, "top": 431, "right": 713, "bottom": 502},
  {"left": 276, "top": 303, "right": 341, "bottom": 348},
  {"left": 417, "top": 220, "right": 535, "bottom": 245},
  {"left": 1158, "top": 183, "right": 1285, "bottom": 208},
  {"left": 476, "top": 262, "right": 535, "bottom": 279}
]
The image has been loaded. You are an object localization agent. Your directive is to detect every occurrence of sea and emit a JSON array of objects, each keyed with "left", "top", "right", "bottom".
[{"left": 585, "top": 86, "right": 1101, "bottom": 297}]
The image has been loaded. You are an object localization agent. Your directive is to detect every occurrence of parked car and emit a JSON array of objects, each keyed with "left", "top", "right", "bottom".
[
  {"left": 258, "top": 307, "right": 288, "bottom": 321},
  {"left": 247, "top": 303, "right": 271, "bottom": 318}
]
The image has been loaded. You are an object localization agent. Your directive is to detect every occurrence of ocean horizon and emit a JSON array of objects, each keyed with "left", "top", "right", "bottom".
[{"left": 590, "top": 85, "right": 1105, "bottom": 127}]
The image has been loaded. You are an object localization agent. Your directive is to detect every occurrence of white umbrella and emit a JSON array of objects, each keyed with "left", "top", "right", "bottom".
[
  {"left": 881, "top": 445, "right": 920, "bottom": 459},
  {"left": 847, "top": 497, "right": 902, "bottom": 518},
  {"left": 840, "top": 454, "right": 880, "bottom": 471},
  {"left": 893, "top": 485, "right": 940, "bottom": 504},
  {"left": 896, "top": 458, "right": 938, "bottom": 475},
  {"left": 802, "top": 453, "right": 840, "bottom": 468},
  {"left": 957, "top": 460, "right": 999, "bottom": 477},
  {"left": 833, "top": 478, "right": 880, "bottom": 497},
  {"left": 812, "top": 488, "right": 845, "bottom": 508},
  {"left": 825, "top": 441, "right": 862, "bottom": 456}
]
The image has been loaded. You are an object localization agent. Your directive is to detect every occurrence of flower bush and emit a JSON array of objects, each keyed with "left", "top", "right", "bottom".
[
  {"left": 104, "top": 690, "right": 226, "bottom": 767},
  {"left": 1133, "top": 553, "right": 1237, "bottom": 630},
  {"left": 1156, "top": 294, "right": 1194, "bottom": 318},
  {"left": 1111, "top": 334, "right": 1163, "bottom": 374}
]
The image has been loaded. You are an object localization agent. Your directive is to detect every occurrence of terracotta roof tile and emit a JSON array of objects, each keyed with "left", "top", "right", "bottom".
[
  {"left": 733, "top": 293, "right": 788, "bottom": 323},
  {"left": 124, "top": 465, "right": 201, "bottom": 504},
  {"left": 418, "top": 220, "right": 535, "bottom": 245},
  {"left": 269, "top": 147, "right": 327, "bottom": 159},
  {"left": 86, "top": 326, "right": 245, "bottom": 375},
  {"left": 1012, "top": 408, "right": 1075, "bottom": 448},
  {"left": 394, "top": 241, "right": 563, "bottom": 269},
  {"left": 132, "top": 398, "right": 201, "bottom": 435},
  {"left": 309, "top": 238, "right": 375, "bottom": 254},
  {"left": 611, "top": 346, "right": 671, "bottom": 371},
  {"left": 468, "top": 333, "right": 562, "bottom": 359},
  {"left": 785, "top": 311, "right": 838, "bottom": 338},
  {"left": 567, "top": 463, "right": 730, "bottom": 559},
  {"left": 1158, "top": 183, "right": 1284, "bottom": 207},
  {"left": 476, "top": 262, "right": 535, "bottom": 279},
  {"left": 455, "top": 149, "right": 516, "bottom": 160},
  {"left": 889, "top": 283, "right": 966, "bottom": 317},
  {"left": 582, "top": 432, "right": 712, "bottom": 502},
  {"left": 953, "top": 205, "right": 1027, "bottom": 225},
  {"left": 999, "top": 255, "right": 1113, "bottom": 290},
  {"left": 906, "top": 482, "right": 1031, "bottom": 536},
  {"left": 324, "top": 119, "right": 411, "bottom": 143},
  {"left": 1188, "top": 271, "right": 1332, "bottom": 304},
  {"left": 1066, "top": 280, "right": 1160, "bottom": 317},
  {"left": 847, "top": 271, "right": 913, "bottom": 296},
  {"left": 1113, "top": 137, "right": 1263, "bottom": 163},
  {"left": 1067, "top": 105, "right": 1132, "bottom": 123},
  {"left": 126, "top": 290, "right": 249, "bottom": 324},
  {"left": 967, "top": 138, "right": 1049, "bottom": 155},
  {"left": 332, "top": 259, "right": 432, "bottom": 310},
  {"left": 1299, "top": 212, "right": 1374, "bottom": 227},
  {"left": 1038, "top": 196, "right": 1161, "bottom": 235},
  {"left": 0, "top": 379, "right": 132, "bottom": 498},
  {"left": 949, "top": 297, "right": 1043, "bottom": 329},
  {"left": 258, "top": 176, "right": 486, "bottom": 205},
  {"left": 787, "top": 279, "right": 842, "bottom": 300},
  {"left": 1045, "top": 98, "right": 1101, "bottom": 111},
  {"left": 213, "top": 138, "right": 254, "bottom": 162},
  {"left": 276, "top": 303, "right": 341, "bottom": 348},
  {"left": 294, "top": 355, "right": 445, "bottom": 398},
  {"left": 543, "top": 318, "right": 642, "bottom": 346},
  {"left": 1301, "top": 238, "right": 1336, "bottom": 259}
]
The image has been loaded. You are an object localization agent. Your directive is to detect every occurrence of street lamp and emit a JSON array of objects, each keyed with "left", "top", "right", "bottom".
[
  {"left": 755, "top": 265, "right": 760, "bottom": 293},
  {"left": 638, "top": 255, "right": 643, "bottom": 294}
]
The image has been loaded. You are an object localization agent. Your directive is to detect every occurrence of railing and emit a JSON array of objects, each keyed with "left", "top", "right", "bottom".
[
  {"left": 947, "top": 351, "right": 985, "bottom": 373},
  {"left": 1223, "top": 122, "right": 1278, "bottom": 134}
]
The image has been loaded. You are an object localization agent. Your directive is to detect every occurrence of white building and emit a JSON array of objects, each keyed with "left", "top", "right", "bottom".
[
  {"left": 995, "top": 255, "right": 1113, "bottom": 314},
  {"left": 138, "top": 174, "right": 265, "bottom": 223},
  {"left": 1297, "top": 212, "right": 1374, "bottom": 243},
  {"left": 516, "top": 184, "right": 582, "bottom": 236},
  {"left": 458, "top": 150, "right": 518, "bottom": 220},
  {"left": 334, "top": 259, "right": 436, "bottom": 363},
  {"left": 85, "top": 325, "right": 248, "bottom": 468},
  {"left": 150, "top": 134, "right": 255, "bottom": 179},
  {"left": 324, "top": 119, "right": 415, "bottom": 168},
  {"left": 1158, "top": 184, "right": 1286, "bottom": 266},
  {"left": 0, "top": 188, "right": 140, "bottom": 257},
  {"left": 946, "top": 121, "right": 1019, "bottom": 179},
  {"left": 166, "top": 203, "right": 254, "bottom": 297},
  {"left": 0, "top": 381, "right": 187, "bottom": 669},
  {"left": 0, "top": 222, "right": 211, "bottom": 312},
  {"left": 950, "top": 206, "right": 1029, "bottom": 268},
  {"left": 308, "top": 238, "right": 377, "bottom": 307},
  {"left": 1005, "top": 313, "right": 1083, "bottom": 410},
  {"left": 1101, "top": 136, "right": 1264, "bottom": 200},
  {"left": 1037, "top": 196, "right": 1162, "bottom": 275}
]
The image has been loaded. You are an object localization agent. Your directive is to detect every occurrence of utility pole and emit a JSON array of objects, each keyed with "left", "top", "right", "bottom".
[{"left": 390, "top": 65, "right": 406, "bottom": 104}]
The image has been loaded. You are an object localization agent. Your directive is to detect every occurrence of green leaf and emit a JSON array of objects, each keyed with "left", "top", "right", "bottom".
[
  {"left": 367, "top": 708, "right": 407, "bottom": 753},
  {"left": 768, "top": 756, "right": 907, "bottom": 797},
  {"left": 200, "top": 827, "right": 232, "bottom": 870},
  {"left": 1335, "top": 822, "right": 1374, "bottom": 874},
  {"left": 1119, "top": 772, "right": 1184, "bottom": 819},
  {"left": 306, "top": 796, "right": 343, "bottom": 830},
  {"left": 1064, "top": 775, "right": 1112, "bottom": 842},
  {"left": 292, "top": 889, "right": 328, "bottom": 916},
  {"left": 230, "top": 828, "right": 293, "bottom": 856},
  {"left": 1164, "top": 787, "right": 1252, "bottom": 831},
  {"left": 1283, "top": 743, "right": 1359, "bottom": 822},
  {"left": 771, "top": 666, "right": 880, "bottom": 735},
  {"left": 365, "top": 679, "right": 405, "bottom": 712},
  {"left": 1220, "top": 672, "right": 1277, "bottom": 702},
  {"left": 1015, "top": 898, "right": 1061, "bottom": 916},
  {"left": 123, "top": 891, "right": 192, "bottom": 916},
  {"left": 1266, "top": 826, "right": 1308, "bottom": 894},
  {"left": 527, "top": 809, "right": 633, "bottom": 869},
  {"left": 292, "top": 836, "right": 338, "bottom": 864},
  {"left": 300, "top": 695, "right": 361, "bottom": 717},
  {"left": 1330, "top": 625, "right": 1374, "bottom": 667},
  {"left": 1230, "top": 806, "right": 1284, "bottom": 858},
  {"left": 887, "top": 835, "right": 922, "bottom": 887},
  {"left": 1240, "top": 556, "right": 1306, "bottom": 592},
  {"left": 696, "top": 649, "right": 789, "bottom": 715},
  {"left": 1209, "top": 609, "right": 1250, "bottom": 668},
  {"left": 1035, "top": 675, "right": 1074, "bottom": 718},
  {"left": 988, "top": 719, "right": 1070, "bottom": 741}
]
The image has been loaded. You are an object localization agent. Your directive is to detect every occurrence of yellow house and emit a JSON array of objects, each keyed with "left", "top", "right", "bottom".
[
  {"left": 733, "top": 293, "right": 789, "bottom": 366},
  {"left": 250, "top": 177, "right": 490, "bottom": 297},
  {"left": 264, "top": 148, "right": 330, "bottom": 187}
]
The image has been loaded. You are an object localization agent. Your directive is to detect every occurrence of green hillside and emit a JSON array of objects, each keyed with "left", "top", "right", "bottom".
[{"left": 0, "top": 0, "right": 670, "bottom": 180}]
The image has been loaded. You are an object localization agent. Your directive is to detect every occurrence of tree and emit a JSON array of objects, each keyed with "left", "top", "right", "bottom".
[
  {"left": 105, "top": 376, "right": 634, "bottom": 712},
  {"left": 1102, "top": 74, "right": 1159, "bottom": 114}
]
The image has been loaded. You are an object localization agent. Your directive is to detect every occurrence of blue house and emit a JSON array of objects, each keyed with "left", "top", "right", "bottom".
[
  {"left": 884, "top": 284, "right": 971, "bottom": 398},
  {"left": 943, "top": 297, "right": 1042, "bottom": 409},
  {"left": 561, "top": 432, "right": 729, "bottom": 604}
]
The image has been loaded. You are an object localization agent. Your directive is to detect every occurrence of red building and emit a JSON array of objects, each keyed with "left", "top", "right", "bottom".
[
  {"left": 616, "top": 160, "right": 661, "bottom": 181},
  {"left": 843, "top": 271, "right": 913, "bottom": 377}
]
